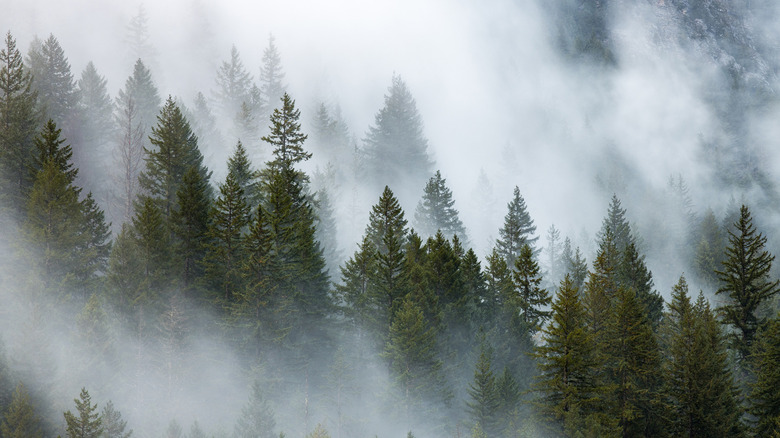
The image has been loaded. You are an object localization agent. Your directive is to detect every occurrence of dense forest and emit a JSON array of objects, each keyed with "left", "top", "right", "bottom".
[{"left": 3, "top": 0, "right": 780, "bottom": 437}]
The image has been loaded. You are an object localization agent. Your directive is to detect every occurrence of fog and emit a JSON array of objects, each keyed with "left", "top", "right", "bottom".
[{"left": 3, "top": 0, "right": 780, "bottom": 436}]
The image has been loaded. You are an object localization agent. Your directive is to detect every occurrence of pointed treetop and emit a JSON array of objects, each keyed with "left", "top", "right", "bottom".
[
  {"left": 262, "top": 93, "right": 310, "bottom": 169},
  {"left": 496, "top": 186, "right": 538, "bottom": 266},
  {"left": 414, "top": 170, "right": 466, "bottom": 241},
  {"left": 259, "top": 34, "right": 286, "bottom": 108}
]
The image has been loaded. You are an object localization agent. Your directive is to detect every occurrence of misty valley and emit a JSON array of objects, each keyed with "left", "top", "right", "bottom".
[{"left": 3, "top": 1, "right": 780, "bottom": 437}]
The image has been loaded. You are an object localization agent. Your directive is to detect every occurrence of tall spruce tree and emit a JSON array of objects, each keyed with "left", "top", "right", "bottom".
[
  {"left": 100, "top": 401, "right": 132, "bottom": 438},
  {"left": 76, "top": 61, "right": 114, "bottom": 199},
  {"left": 26, "top": 34, "right": 78, "bottom": 139},
  {"left": 171, "top": 166, "right": 211, "bottom": 296},
  {"left": 716, "top": 205, "right": 780, "bottom": 361},
  {"left": 204, "top": 171, "right": 251, "bottom": 304},
  {"left": 227, "top": 140, "right": 260, "bottom": 204},
  {"left": 413, "top": 170, "right": 466, "bottom": 241},
  {"left": 751, "top": 317, "right": 780, "bottom": 436},
  {"left": 496, "top": 186, "right": 538, "bottom": 266},
  {"left": 560, "top": 237, "right": 588, "bottom": 293},
  {"left": 258, "top": 35, "right": 286, "bottom": 121},
  {"left": 115, "top": 58, "right": 161, "bottom": 146},
  {"left": 214, "top": 44, "right": 253, "bottom": 119},
  {"left": 0, "top": 383, "right": 42, "bottom": 438},
  {"left": 139, "top": 96, "right": 211, "bottom": 221},
  {"left": 63, "top": 388, "right": 102, "bottom": 438},
  {"left": 32, "top": 118, "right": 77, "bottom": 183},
  {"left": 234, "top": 381, "right": 277, "bottom": 438},
  {"left": 513, "top": 244, "right": 551, "bottom": 332},
  {"left": 534, "top": 275, "right": 599, "bottom": 437},
  {"left": 363, "top": 75, "right": 432, "bottom": 201},
  {"left": 663, "top": 276, "right": 743, "bottom": 438},
  {"left": 466, "top": 343, "right": 500, "bottom": 436},
  {"left": 0, "top": 31, "right": 38, "bottom": 214}
]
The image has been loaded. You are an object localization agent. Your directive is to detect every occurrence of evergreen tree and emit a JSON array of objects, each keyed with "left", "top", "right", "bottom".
[
  {"left": 115, "top": 59, "right": 161, "bottom": 145},
  {"left": 598, "top": 194, "right": 634, "bottom": 253},
  {"left": 235, "top": 101, "right": 260, "bottom": 147},
  {"left": 130, "top": 197, "right": 171, "bottom": 324},
  {"left": 76, "top": 61, "right": 114, "bottom": 203},
  {"left": 171, "top": 166, "right": 211, "bottom": 295},
  {"left": 363, "top": 75, "right": 433, "bottom": 201},
  {"left": 413, "top": 170, "right": 466, "bottom": 240},
  {"left": 751, "top": 317, "right": 780, "bottom": 436},
  {"left": 32, "top": 118, "right": 77, "bottom": 183},
  {"left": 227, "top": 140, "right": 260, "bottom": 204},
  {"left": 663, "top": 276, "right": 743, "bottom": 438},
  {"left": 106, "top": 223, "right": 143, "bottom": 316},
  {"left": 534, "top": 275, "right": 599, "bottom": 437},
  {"left": 513, "top": 244, "right": 551, "bottom": 332},
  {"left": 214, "top": 44, "right": 253, "bottom": 118},
  {"left": 26, "top": 34, "right": 78, "bottom": 136},
  {"left": 188, "top": 92, "right": 223, "bottom": 163},
  {"left": 716, "top": 205, "right": 780, "bottom": 361},
  {"left": 262, "top": 93, "right": 310, "bottom": 170},
  {"left": 258, "top": 35, "right": 286, "bottom": 120},
  {"left": 0, "top": 31, "right": 38, "bottom": 214},
  {"left": 124, "top": 5, "right": 156, "bottom": 65},
  {"left": 383, "top": 293, "right": 446, "bottom": 421},
  {"left": 139, "top": 96, "right": 211, "bottom": 221},
  {"left": 366, "top": 186, "right": 408, "bottom": 252},
  {"left": 234, "top": 381, "right": 277, "bottom": 438},
  {"left": 618, "top": 242, "right": 664, "bottom": 328},
  {"left": 466, "top": 343, "right": 500, "bottom": 436},
  {"left": 310, "top": 101, "right": 351, "bottom": 166},
  {"left": 335, "top": 235, "right": 378, "bottom": 337},
  {"left": 693, "top": 208, "right": 724, "bottom": 289},
  {"left": 560, "top": 238, "right": 587, "bottom": 293},
  {"left": 63, "top": 388, "right": 102, "bottom": 438},
  {"left": 0, "top": 383, "right": 42, "bottom": 438},
  {"left": 315, "top": 187, "right": 341, "bottom": 277},
  {"left": 496, "top": 186, "right": 538, "bottom": 266},
  {"left": 204, "top": 171, "right": 250, "bottom": 304},
  {"left": 544, "top": 224, "right": 563, "bottom": 288},
  {"left": 100, "top": 400, "right": 132, "bottom": 438}
]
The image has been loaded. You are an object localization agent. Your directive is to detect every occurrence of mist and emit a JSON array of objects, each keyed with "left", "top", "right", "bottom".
[{"left": 3, "top": 0, "right": 780, "bottom": 436}]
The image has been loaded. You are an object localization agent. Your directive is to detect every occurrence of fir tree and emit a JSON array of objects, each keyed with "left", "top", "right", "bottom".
[
  {"left": 171, "top": 166, "right": 211, "bottom": 296},
  {"left": 204, "top": 171, "right": 251, "bottom": 304},
  {"left": 258, "top": 35, "right": 286, "bottom": 119},
  {"left": 76, "top": 61, "right": 114, "bottom": 200},
  {"left": 262, "top": 93, "right": 310, "bottom": 170},
  {"left": 139, "top": 96, "right": 211, "bottom": 221},
  {"left": 32, "top": 118, "right": 77, "bottom": 184},
  {"left": 363, "top": 75, "right": 432, "bottom": 200},
  {"left": 618, "top": 242, "right": 664, "bottom": 328},
  {"left": 383, "top": 294, "right": 446, "bottom": 421},
  {"left": 466, "top": 343, "right": 500, "bottom": 436},
  {"left": 534, "top": 275, "right": 598, "bottom": 437},
  {"left": 413, "top": 170, "right": 466, "bottom": 241},
  {"left": 101, "top": 400, "right": 132, "bottom": 438},
  {"left": 716, "top": 205, "right": 780, "bottom": 361},
  {"left": 235, "top": 101, "right": 260, "bottom": 147},
  {"left": 234, "top": 381, "right": 277, "bottom": 438},
  {"left": 125, "top": 5, "right": 156, "bottom": 65},
  {"left": 0, "top": 383, "right": 42, "bottom": 438},
  {"left": 227, "top": 140, "right": 260, "bottom": 204},
  {"left": 63, "top": 388, "right": 102, "bottom": 438},
  {"left": 315, "top": 187, "right": 341, "bottom": 277},
  {"left": 693, "top": 209, "right": 724, "bottom": 289},
  {"left": 0, "top": 31, "right": 38, "bottom": 214},
  {"left": 751, "top": 317, "right": 780, "bottom": 436},
  {"left": 335, "top": 235, "right": 378, "bottom": 336},
  {"left": 598, "top": 194, "right": 634, "bottom": 253},
  {"left": 513, "top": 244, "right": 551, "bottom": 332},
  {"left": 115, "top": 58, "right": 161, "bottom": 146},
  {"left": 663, "top": 276, "right": 743, "bottom": 438},
  {"left": 496, "top": 186, "right": 538, "bottom": 266},
  {"left": 545, "top": 224, "right": 563, "bottom": 287},
  {"left": 26, "top": 34, "right": 78, "bottom": 136},
  {"left": 112, "top": 90, "right": 145, "bottom": 224},
  {"left": 560, "top": 237, "right": 587, "bottom": 293},
  {"left": 214, "top": 44, "right": 253, "bottom": 118}
]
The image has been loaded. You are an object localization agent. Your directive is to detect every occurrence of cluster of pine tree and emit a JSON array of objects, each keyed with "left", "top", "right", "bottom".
[{"left": 3, "top": 24, "right": 780, "bottom": 438}]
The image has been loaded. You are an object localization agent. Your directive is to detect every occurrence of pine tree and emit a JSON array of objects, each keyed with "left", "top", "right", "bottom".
[
  {"left": 234, "top": 381, "right": 277, "bottom": 438},
  {"left": 32, "top": 118, "right": 77, "bottom": 183},
  {"left": 204, "top": 171, "right": 251, "bottom": 304},
  {"left": 534, "top": 275, "right": 598, "bottom": 437},
  {"left": 618, "top": 242, "right": 664, "bottom": 328},
  {"left": 716, "top": 205, "right": 780, "bottom": 361},
  {"left": 693, "top": 209, "right": 724, "bottom": 289},
  {"left": 139, "top": 96, "right": 211, "bottom": 221},
  {"left": 545, "top": 224, "right": 563, "bottom": 287},
  {"left": 76, "top": 61, "right": 114, "bottom": 200},
  {"left": 63, "top": 388, "right": 102, "bottom": 438},
  {"left": 383, "top": 293, "right": 446, "bottom": 421},
  {"left": 466, "top": 343, "right": 500, "bottom": 436},
  {"left": 560, "top": 237, "right": 588, "bottom": 293},
  {"left": 514, "top": 244, "right": 551, "bottom": 332},
  {"left": 598, "top": 194, "right": 634, "bottom": 253},
  {"left": 316, "top": 187, "right": 341, "bottom": 276},
  {"left": 26, "top": 34, "right": 78, "bottom": 136},
  {"left": 101, "top": 401, "right": 132, "bottom": 438},
  {"left": 663, "top": 276, "right": 743, "bottom": 438},
  {"left": 261, "top": 93, "right": 310, "bottom": 170},
  {"left": 188, "top": 92, "right": 223, "bottom": 162},
  {"left": 413, "top": 170, "right": 466, "bottom": 240},
  {"left": 0, "top": 383, "right": 42, "bottom": 438},
  {"left": 115, "top": 58, "right": 161, "bottom": 145},
  {"left": 235, "top": 101, "right": 260, "bottom": 147},
  {"left": 335, "top": 235, "right": 378, "bottom": 336},
  {"left": 214, "top": 44, "right": 253, "bottom": 118},
  {"left": 751, "top": 317, "right": 780, "bottom": 436},
  {"left": 125, "top": 5, "right": 156, "bottom": 65},
  {"left": 363, "top": 75, "right": 432, "bottom": 200},
  {"left": 258, "top": 35, "right": 286, "bottom": 120},
  {"left": 496, "top": 186, "right": 538, "bottom": 266},
  {"left": 0, "top": 31, "right": 38, "bottom": 214},
  {"left": 227, "top": 140, "right": 260, "bottom": 204},
  {"left": 171, "top": 166, "right": 211, "bottom": 295}
]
